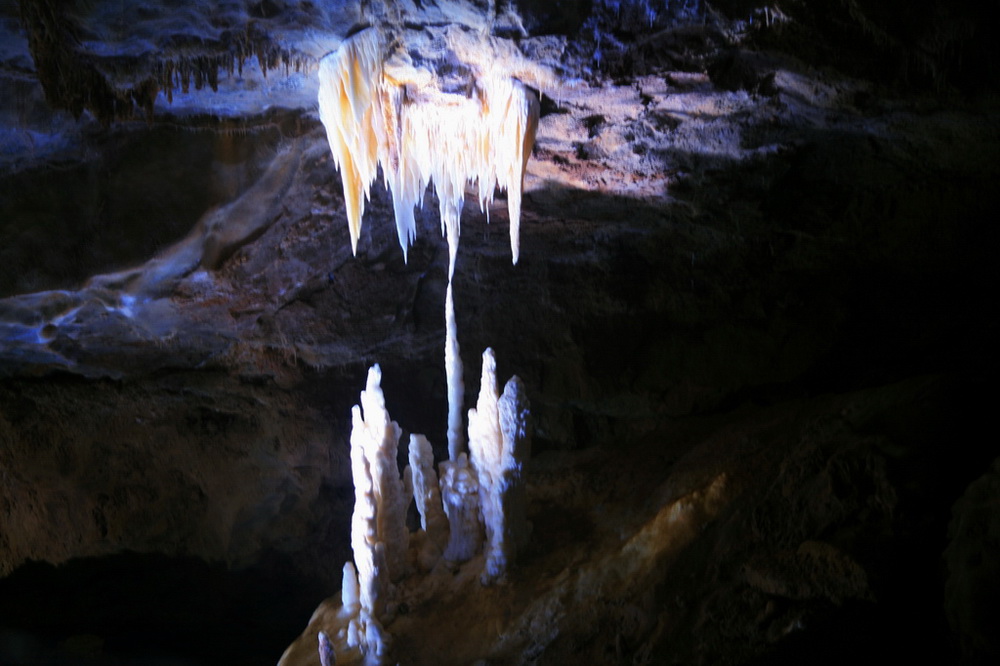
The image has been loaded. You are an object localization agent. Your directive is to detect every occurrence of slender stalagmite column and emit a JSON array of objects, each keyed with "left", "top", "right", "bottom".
[{"left": 445, "top": 281, "right": 465, "bottom": 461}]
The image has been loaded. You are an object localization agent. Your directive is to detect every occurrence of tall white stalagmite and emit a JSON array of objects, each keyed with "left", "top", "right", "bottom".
[
  {"left": 345, "top": 439, "right": 390, "bottom": 663},
  {"left": 468, "top": 348, "right": 531, "bottom": 582},
  {"left": 349, "top": 365, "right": 410, "bottom": 617},
  {"left": 348, "top": 428, "right": 387, "bottom": 618}
]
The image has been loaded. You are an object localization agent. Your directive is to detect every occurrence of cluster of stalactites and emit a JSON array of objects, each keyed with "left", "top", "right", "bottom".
[
  {"left": 317, "top": 27, "right": 540, "bottom": 276},
  {"left": 153, "top": 23, "right": 309, "bottom": 104}
]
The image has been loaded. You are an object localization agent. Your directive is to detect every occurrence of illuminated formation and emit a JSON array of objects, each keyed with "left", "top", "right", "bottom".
[
  {"left": 468, "top": 348, "right": 532, "bottom": 584},
  {"left": 305, "top": 26, "right": 539, "bottom": 665},
  {"left": 317, "top": 26, "right": 540, "bottom": 274},
  {"left": 340, "top": 365, "right": 410, "bottom": 661},
  {"left": 407, "top": 433, "right": 449, "bottom": 567},
  {"left": 321, "top": 358, "right": 529, "bottom": 665},
  {"left": 349, "top": 366, "right": 410, "bottom": 598}
]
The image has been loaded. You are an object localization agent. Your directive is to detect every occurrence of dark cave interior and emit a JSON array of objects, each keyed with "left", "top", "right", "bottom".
[{"left": 1, "top": 1, "right": 999, "bottom": 665}]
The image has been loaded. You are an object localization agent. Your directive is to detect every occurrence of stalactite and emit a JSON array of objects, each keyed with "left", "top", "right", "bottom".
[
  {"left": 20, "top": 3, "right": 310, "bottom": 124},
  {"left": 19, "top": 0, "right": 126, "bottom": 125},
  {"left": 130, "top": 79, "right": 159, "bottom": 125},
  {"left": 180, "top": 58, "right": 191, "bottom": 94},
  {"left": 206, "top": 56, "right": 219, "bottom": 92},
  {"left": 317, "top": 27, "right": 540, "bottom": 265}
]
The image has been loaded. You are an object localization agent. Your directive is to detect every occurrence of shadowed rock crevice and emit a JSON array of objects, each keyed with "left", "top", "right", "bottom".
[{"left": 0, "top": 552, "right": 326, "bottom": 666}]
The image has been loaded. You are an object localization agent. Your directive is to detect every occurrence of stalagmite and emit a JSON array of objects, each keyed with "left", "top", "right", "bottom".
[
  {"left": 445, "top": 282, "right": 465, "bottom": 461},
  {"left": 341, "top": 512, "right": 389, "bottom": 663},
  {"left": 349, "top": 365, "right": 409, "bottom": 617},
  {"left": 340, "top": 562, "right": 360, "bottom": 613},
  {"left": 439, "top": 452, "right": 484, "bottom": 563},
  {"left": 407, "top": 434, "right": 449, "bottom": 562},
  {"left": 348, "top": 433, "right": 387, "bottom": 619},
  {"left": 468, "top": 348, "right": 531, "bottom": 582},
  {"left": 495, "top": 374, "right": 532, "bottom": 574}
]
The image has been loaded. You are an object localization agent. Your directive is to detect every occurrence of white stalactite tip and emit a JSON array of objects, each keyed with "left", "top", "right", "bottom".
[{"left": 318, "top": 27, "right": 540, "bottom": 266}]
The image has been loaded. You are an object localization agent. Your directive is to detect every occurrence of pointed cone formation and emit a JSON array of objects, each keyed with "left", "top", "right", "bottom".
[
  {"left": 318, "top": 29, "right": 384, "bottom": 257},
  {"left": 349, "top": 364, "right": 410, "bottom": 618},
  {"left": 468, "top": 348, "right": 532, "bottom": 583},
  {"left": 318, "top": 28, "right": 540, "bottom": 270}
]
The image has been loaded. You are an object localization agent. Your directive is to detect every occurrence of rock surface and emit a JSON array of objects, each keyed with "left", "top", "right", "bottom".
[{"left": 1, "top": 1, "right": 998, "bottom": 664}]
